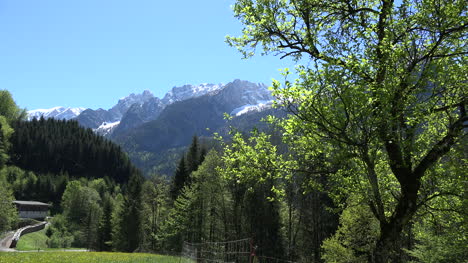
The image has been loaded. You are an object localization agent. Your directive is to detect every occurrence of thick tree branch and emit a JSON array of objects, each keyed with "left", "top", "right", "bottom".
[
  {"left": 361, "top": 147, "right": 386, "bottom": 223},
  {"left": 413, "top": 107, "right": 467, "bottom": 178}
]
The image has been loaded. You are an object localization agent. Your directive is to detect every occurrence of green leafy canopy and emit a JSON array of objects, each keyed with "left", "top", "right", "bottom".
[{"left": 227, "top": 0, "right": 466, "bottom": 260}]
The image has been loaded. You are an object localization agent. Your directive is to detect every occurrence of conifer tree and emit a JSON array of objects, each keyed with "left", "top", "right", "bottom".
[
  {"left": 170, "top": 156, "right": 188, "bottom": 200},
  {"left": 171, "top": 136, "right": 208, "bottom": 201},
  {"left": 118, "top": 173, "right": 144, "bottom": 252},
  {"left": 97, "top": 193, "right": 114, "bottom": 251},
  {"left": 186, "top": 135, "right": 200, "bottom": 174}
]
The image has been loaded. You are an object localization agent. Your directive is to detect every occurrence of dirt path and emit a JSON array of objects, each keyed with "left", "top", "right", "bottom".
[{"left": 0, "top": 231, "right": 16, "bottom": 251}]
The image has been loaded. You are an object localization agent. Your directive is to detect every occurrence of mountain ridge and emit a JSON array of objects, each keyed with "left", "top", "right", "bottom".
[
  {"left": 28, "top": 106, "right": 86, "bottom": 121},
  {"left": 28, "top": 80, "right": 274, "bottom": 137}
]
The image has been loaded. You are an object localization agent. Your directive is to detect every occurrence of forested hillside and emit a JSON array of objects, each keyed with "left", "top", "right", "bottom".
[
  {"left": 118, "top": 106, "right": 287, "bottom": 176},
  {"left": 9, "top": 117, "right": 138, "bottom": 184},
  {"left": 1, "top": 90, "right": 144, "bottom": 251}
]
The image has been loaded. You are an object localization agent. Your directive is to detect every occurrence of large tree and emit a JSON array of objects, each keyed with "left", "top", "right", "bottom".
[
  {"left": 0, "top": 90, "right": 26, "bottom": 123},
  {"left": 228, "top": 0, "right": 467, "bottom": 261},
  {"left": 0, "top": 183, "right": 17, "bottom": 233},
  {"left": 221, "top": 131, "right": 291, "bottom": 258},
  {"left": 0, "top": 90, "right": 25, "bottom": 232},
  {"left": 0, "top": 90, "right": 25, "bottom": 168},
  {"left": 61, "top": 180, "right": 103, "bottom": 248}
]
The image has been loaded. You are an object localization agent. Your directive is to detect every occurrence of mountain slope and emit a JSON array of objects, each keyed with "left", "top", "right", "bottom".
[
  {"left": 114, "top": 80, "right": 273, "bottom": 152},
  {"left": 111, "top": 97, "right": 165, "bottom": 136},
  {"left": 74, "top": 91, "right": 156, "bottom": 130},
  {"left": 113, "top": 80, "right": 281, "bottom": 175},
  {"left": 117, "top": 106, "right": 286, "bottom": 176}
]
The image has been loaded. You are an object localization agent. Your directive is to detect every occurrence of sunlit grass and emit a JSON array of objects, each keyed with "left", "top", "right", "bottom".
[
  {"left": 0, "top": 252, "right": 183, "bottom": 263},
  {"left": 15, "top": 228, "right": 48, "bottom": 251}
]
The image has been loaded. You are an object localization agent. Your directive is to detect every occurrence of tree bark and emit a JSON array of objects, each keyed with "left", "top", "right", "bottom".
[{"left": 374, "top": 174, "right": 420, "bottom": 262}]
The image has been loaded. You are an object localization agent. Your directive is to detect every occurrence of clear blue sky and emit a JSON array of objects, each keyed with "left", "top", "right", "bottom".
[{"left": 0, "top": 0, "right": 296, "bottom": 110}]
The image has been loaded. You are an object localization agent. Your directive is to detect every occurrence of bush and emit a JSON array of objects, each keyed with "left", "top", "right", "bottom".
[
  {"left": 46, "top": 214, "right": 74, "bottom": 248},
  {"left": 322, "top": 197, "right": 379, "bottom": 263},
  {"left": 47, "top": 232, "right": 74, "bottom": 248}
]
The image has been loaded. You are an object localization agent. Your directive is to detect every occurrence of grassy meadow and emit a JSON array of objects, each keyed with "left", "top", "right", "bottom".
[
  {"left": 0, "top": 252, "right": 184, "bottom": 263},
  {"left": 14, "top": 226, "right": 84, "bottom": 252},
  {"left": 14, "top": 228, "right": 49, "bottom": 251},
  {"left": 6, "top": 230, "right": 187, "bottom": 262}
]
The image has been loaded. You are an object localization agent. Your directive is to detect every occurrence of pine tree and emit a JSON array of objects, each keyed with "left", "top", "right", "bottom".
[
  {"left": 185, "top": 135, "right": 200, "bottom": 174},
  {"left": 97, "top": 193, "right": 114, "bottom": 251},
  {"left": 170, "top": 157, "right": 188, "bottom": 200},
  {"left": 118, "top": 173, "right": 143, "bottom": 252}
]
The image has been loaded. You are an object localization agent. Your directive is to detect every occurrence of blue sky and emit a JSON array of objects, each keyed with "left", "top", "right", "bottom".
[{"left": 0, "top": 0, "right": 296, "bottom": 110}]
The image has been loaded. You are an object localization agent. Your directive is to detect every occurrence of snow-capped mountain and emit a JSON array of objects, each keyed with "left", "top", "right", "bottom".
[
  {"left": 75, "top": 83, "right": 225, "bottom": 132},
  {"left": 107, "top": 81, "right": 272, "bottom": 137},
  {"left": 112, "top": 80, "right": 280, "bottom": 175},
  {"left": 29, "top": 80, "right": 274, "bottom": 138},
  {"left": 28, "top": 107, "right": 86, "bottom": 121},
  {"left": 216, "top": 79, "right": 273, "bottom": 115},
  {"left": 161, "top": 83, "right": 223, "bottom": 105}
]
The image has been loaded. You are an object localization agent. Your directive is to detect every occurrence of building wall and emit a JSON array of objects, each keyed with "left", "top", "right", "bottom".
[{"left": 18, "top": 210, "right": 48, "bottom": 219}]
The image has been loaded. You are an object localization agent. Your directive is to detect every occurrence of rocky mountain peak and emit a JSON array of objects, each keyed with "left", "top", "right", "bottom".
[
  {"left": 108, "top": 90, "right": 156, "bottom": 122},
  {"left": 161, "top": 83, "right": 223, "bottom": 105}
]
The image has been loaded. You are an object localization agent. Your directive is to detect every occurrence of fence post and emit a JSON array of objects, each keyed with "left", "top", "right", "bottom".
[{"left": 249, "top": 238, "right": 256, "bottom": 263}]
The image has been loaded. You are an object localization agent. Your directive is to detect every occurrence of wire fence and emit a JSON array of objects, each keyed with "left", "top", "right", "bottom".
[
  {"left": 180, "top": 238, "right": 296, "bottom": 263},
  {"left": 181, "top": 238, "right": 251, "bottom": 263}
]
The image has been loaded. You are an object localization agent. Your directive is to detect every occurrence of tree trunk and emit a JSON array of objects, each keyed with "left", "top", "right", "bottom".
[{"left": 373, "top": 176, "right": 420, "bottom": 262}]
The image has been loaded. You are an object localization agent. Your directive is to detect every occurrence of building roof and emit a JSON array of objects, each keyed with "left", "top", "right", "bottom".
[{"left": 13, "top": 200, "right": 51, "bottom": 207}]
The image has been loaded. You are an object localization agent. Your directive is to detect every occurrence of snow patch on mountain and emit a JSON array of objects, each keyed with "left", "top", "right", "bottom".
[
  {"left": 231, "top": 100, "right": 274, "bottom": 116},
  {"left": 28, "top": 107, "right": 86, "bottom": 120},
  {"left": 94, "top": 121, "right": 120, "bottom": 136}
]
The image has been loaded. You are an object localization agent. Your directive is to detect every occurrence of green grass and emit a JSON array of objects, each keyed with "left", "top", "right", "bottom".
[
  {"left": 15, "top": 228, "right": 49, "bottom": 251},
  {"left": 0, "top": 252, "right": 184, "bottom": 263},
  {"left": 15, "top": 226, "right": 84, "bottom": 251}
]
